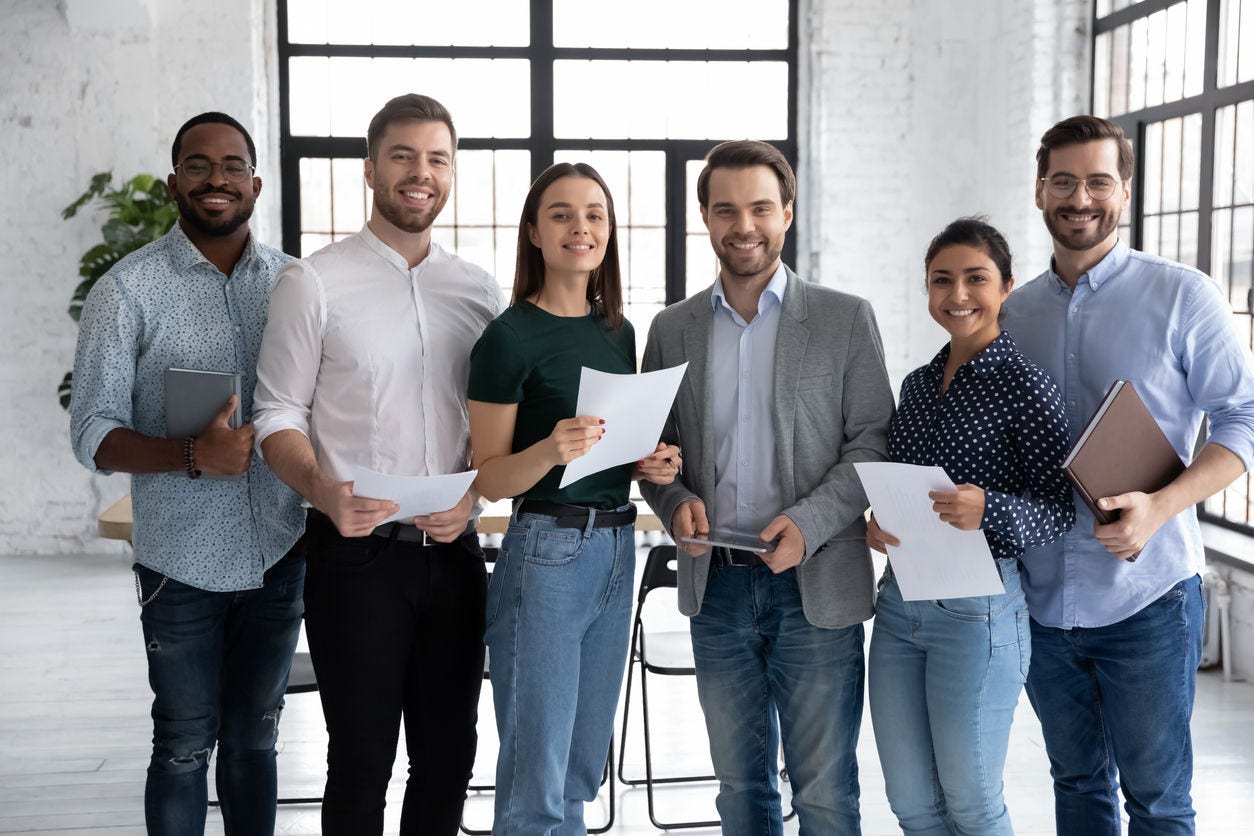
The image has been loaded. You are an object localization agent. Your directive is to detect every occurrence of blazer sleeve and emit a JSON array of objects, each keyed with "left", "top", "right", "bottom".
[{"left": 639, "top": 316, "right": 701, "bottom": 535}]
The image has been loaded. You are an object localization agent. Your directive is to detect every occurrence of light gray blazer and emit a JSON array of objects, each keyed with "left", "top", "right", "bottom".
[{"left": 640, "top": 268, "right": 894, "bottom": 629}]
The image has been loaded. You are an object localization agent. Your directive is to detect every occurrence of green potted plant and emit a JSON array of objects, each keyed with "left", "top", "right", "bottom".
[{"left": 59, "top": 172, "right": 179, "bottom": 408}]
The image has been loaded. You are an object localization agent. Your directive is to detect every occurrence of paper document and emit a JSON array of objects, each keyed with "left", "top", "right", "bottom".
[
  {"left": 558, "top": 363, "right": 689, "bottom": 489},
  {"left": 854, "top": 462, "right": 1004, "bottom": 601},
  {"left": 350, "top": 467, "right": 478, "bottom": 525}
]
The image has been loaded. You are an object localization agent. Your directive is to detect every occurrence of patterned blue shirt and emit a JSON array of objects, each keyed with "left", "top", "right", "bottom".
[
  {"left": 70, "top": 223, "right": 305, "bottom": 592},
  {"left": 1003, "top": 239, "right": 1254, "bottom": 628},
  {"left": 888, "top": 331, "right": 1074, "bottom": 559}
]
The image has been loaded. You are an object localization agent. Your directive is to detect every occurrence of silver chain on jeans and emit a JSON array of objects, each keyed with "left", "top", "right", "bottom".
[{"left": 134, "top": 570, "right": 169, "bottom": 607}]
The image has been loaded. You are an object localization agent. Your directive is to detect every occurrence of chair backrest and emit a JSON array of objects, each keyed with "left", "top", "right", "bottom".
[{"left": 638, "top": 545, "right": 679, "bottom": 603}]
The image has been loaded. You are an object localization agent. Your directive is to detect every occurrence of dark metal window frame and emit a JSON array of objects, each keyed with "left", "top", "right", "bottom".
[
  {"left": 1092, "top": 0, "right": 1254, "bottom": 534},
  {"left": 276, "top": 0, "right": 799, "bottom": 306}
]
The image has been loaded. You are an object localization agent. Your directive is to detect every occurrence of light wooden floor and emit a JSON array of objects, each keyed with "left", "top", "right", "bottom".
[{"left": 2, "top": 550, "right": 1253, "bottom": 834}]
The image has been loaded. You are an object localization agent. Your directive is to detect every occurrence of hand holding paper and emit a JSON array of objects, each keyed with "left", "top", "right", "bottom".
[
  {"left": 854, "top": 462, "right": 1004, "bottom": 601},
  {"left": 558, "top": 363, "right": 688, "bottom": 488},
  {"left": 351, "top": 467, "right": 479, "bottom": 526}
]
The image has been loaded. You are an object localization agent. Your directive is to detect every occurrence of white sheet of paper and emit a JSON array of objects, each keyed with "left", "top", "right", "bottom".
[
  {"left": 558, "top": 363, "right": 689, "bottom": 489},
  {"left": 854, "top": 462, "right": 1005, "bottom": 601},
  {"left": 350, "top": 467, "right": 478, "bottom": 525}
]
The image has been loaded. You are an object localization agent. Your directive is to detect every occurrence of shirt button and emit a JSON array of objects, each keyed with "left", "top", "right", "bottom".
[
  {"left": 1071, "top": 307, "right": 1079, "bottom": 314},
  {"left": 1067, "top": 352, "right": 1075, "bottom": 360},
  {"left": 234, "top": 325, "right": 242, "bottom": 333}
]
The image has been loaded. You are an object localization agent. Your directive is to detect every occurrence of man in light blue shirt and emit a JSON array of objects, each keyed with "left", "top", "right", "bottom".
[
  {"left": 1003, "top": 114, "right": 1254, "bottom": 835},
  {"left": 642, "top": 140, "right": 893, "bottom": 835},
  {"left": 70, "top": 112, "right": 305, "bottom": 836}
]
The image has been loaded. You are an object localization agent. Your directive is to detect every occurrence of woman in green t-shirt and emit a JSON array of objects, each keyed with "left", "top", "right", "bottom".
[{"left": 467, "top": 162, "right": 681, "bottom": 834}]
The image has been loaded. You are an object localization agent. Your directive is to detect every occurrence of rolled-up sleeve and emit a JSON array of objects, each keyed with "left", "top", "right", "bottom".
[
  {"left": 1182, "top": 277, "right": 1254, "bottom": 470},
  {"left": 253, "top": 260, "right": 325, "bottom": 451},
  {"left": 69, "top": 276, "right": 139, "bottom": 474}
]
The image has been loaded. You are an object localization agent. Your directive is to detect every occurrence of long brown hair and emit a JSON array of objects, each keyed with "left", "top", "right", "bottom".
[{"left": 512, "top": 162, "right": 624, "bottom": 330}]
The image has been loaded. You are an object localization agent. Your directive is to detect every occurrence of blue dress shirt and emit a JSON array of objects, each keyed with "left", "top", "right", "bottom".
[
  {"left": 70, "top": 224, "right": 305, "bottom": 592},
  {"left": 710, "top": 264, "right": 787, "bottom": 533},
  {"left": 1003, "top": 239, "right": 1254, "bottom": 628},
  {"left": 888, "top": 331, "right": 1074, "bottom": 560}
]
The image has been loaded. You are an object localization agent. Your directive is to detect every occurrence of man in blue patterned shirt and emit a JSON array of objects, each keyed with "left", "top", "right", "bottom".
[
  {"left": 1004, "top": 114, "right": 1254, "bottom": 835},
  {"left": 69, "top": 112, "right": 306, "bottom": 836}
]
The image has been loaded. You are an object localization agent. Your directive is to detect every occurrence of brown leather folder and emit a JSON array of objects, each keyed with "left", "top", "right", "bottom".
[{"left": 1062, "top": 380, "right": 1186, "bottom": 525}]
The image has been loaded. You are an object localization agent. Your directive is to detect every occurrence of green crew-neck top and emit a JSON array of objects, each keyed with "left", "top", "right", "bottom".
[{"left": 468, "top": 301, "right": 636, "bottom": 509}]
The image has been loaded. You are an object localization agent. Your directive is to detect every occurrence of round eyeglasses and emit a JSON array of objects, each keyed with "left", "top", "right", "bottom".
[
  {"left": 175, "top": 159, "right": 256, "bottom": 184},
  {"left": 1040, "top": 174, "right": 1121, "bottom": 201}
]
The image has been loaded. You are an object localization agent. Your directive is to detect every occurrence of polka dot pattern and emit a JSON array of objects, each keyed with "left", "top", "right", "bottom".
[{"left": 887, "top": 331, "right": 1075, "bottom": 558}]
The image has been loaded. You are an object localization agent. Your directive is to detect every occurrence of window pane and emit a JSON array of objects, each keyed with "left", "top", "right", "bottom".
[
  {"left": 553, "top": 0, "right": 788, "bottom": 49},
  {"left": 553, "top": 60, "right": 788, "bottom": 140},
  {"left": 1184, "top": 0, "right": 1207, "bottom": 97},
  {"left": 300, "top": 158, "right": 332, "bottom": 232},
  {"left": 289, "top": 57, "right": 530, "bottom": 138},
  {"left": 686, "top": 160, "right": 714, "bottom": 298},
  {"left": 1144, "top": 8, "right": 1166, "bottom": 107},
  {"left": 1144, "top": 121, "right": 1163, "bottom": 215},
  {"left": 1095, "top": 32, "right": 1112, "bottom": 117},
  {"left": 287, "top": 0, "right": 528, "bottom": 46},
  {"left": 331, "top": 158, "right": 368, "bottom": 234},
  {"left": 1161, "top": 118, "right": 1182, "bottom": 213},
  {"left": 1181, "top": 113, "right": 1202, "bottom": 211},
  {"left": 1179, "top": 210, "right": 1199, "bottom": 267},
  {"left": 1219, "top": 0, "right": 1254, "bottom": 86}
]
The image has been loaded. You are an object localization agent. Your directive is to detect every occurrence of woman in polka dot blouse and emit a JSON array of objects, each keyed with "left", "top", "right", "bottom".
[{"left": 865, "top": 217, "right": 1075, "bottom": 834}]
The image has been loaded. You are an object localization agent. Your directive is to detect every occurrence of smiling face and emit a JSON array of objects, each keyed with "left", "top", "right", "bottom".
[
  {"left": 1036, "top": 138, "right": 1130, "bottom": 255},
  {"left": 927, "top": 243, "right": 1013, "bottom": 347},
  {"left": 364, "top": 119, "right": 454, "bottom": 235},
  {"left": 527, "top": 175, "right": 611, "bottom": 281},
  {"left": 701, "top": 165, "right": 793, "bottom": 287},
  {"left": 167, "top": 122, "right": 259, "bottom": 238}
]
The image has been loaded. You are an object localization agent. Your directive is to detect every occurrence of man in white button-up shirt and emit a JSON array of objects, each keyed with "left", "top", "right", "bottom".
[{"left": 253, "top": 94, "right": 502, "bottom": 836}]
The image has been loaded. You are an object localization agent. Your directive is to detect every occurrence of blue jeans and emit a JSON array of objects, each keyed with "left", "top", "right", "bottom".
[
  {"left": 485, "top": 507, "right": 636, "bottom": 835},
  {"left": 868, "top": 559, "right": 1030, "bottom": 835},
  {"left": 135, "top": 549, "right": 305, "bottom": 836},
  {"left": 1025, "top": 574, "right": 1204, "bottom": 836},
  {"left": 690, "top": 560, "right": 864, "bottom": 836}
]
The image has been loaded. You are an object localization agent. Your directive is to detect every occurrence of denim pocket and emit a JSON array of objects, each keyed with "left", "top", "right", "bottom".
[
  {"left": 930, "top": 596, "right": 992, "bottom": 623},
  {"left": 524, "top": 526, "right": 587, "bottom": 566}
]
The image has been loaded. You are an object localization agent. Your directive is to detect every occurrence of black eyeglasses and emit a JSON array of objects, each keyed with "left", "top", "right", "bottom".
[
  {"left": 175, "top": 159, "right": 256, "bottom": 183},
  {"left": 1040, "top": 174, "right": 1121, "bottom": 201}
]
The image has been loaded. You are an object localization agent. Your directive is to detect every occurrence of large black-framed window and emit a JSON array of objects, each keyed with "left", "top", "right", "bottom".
[
  {"left": 277, "top": 0, "right": 799, "bottom": 336},
  {"left": 1093, "top": 0, "right": 1254, "bottom": 532}
]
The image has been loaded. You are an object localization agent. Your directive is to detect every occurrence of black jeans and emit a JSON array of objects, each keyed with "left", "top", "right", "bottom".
[{"left": 302, "top": 510, "right": 487, "bottom": 836}]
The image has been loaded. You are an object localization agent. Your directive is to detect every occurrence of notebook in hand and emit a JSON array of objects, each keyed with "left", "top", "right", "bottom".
[
  {"left": 1062, "top": 380, "right": 1186, "bottom": 526},
  {"left": 164, "top": 368, "right": 241, "bottom": 438}
]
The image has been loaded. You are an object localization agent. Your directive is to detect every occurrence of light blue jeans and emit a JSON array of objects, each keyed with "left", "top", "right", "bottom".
[
  {"left": 1026, "top": 575, "right": 1204, "bottom": 836},
  {"left": 690, "top": 560, "right": 865, "bottom": 836},
  {"left": 484, "top": 507, "right": 636, "bottom": 836},
  {"left": 868, "top": 559, "right": 1029, "bottom": 835}
]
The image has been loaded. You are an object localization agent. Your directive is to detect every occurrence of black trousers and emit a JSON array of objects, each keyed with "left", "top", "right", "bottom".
[{"left": 302, "top": 510, "right": 487, "bottom": 836}]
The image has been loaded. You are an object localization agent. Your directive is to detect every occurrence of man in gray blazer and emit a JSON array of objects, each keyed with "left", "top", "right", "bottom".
[{"left": 640, "top": 140, "right": 893, "bottom": 835}]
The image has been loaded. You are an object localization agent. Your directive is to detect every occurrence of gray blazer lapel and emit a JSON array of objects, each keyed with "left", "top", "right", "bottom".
[
  {"left": 774, "top": 272, "right": 810, "bottom": 505},
  {"left": 682, "top": 303, "right": 717, "bottom": 505}
]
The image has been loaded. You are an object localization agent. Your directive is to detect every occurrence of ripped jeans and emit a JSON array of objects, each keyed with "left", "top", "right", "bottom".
[{"left": 135, "top": 547, "right": 305, "bottom": 836}]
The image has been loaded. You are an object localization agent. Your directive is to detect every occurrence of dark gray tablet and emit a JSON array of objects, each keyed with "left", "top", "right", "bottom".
[
  {"left": 164, "top": 368, "right": 241, "bottom": 438},
  {"left": 679, "top": 530, "right": 777, "bottom": 554}
]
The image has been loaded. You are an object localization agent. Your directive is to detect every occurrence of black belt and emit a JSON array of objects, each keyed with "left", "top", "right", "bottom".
[
  {"left": 515, "top": 499, "right": 637, "bottom": 530},
  {"left": 308, "top": 509, "right": 474, "bottom": 546},
  {"left": 714, "top": 546, "right": 768, "bottom": 568}
]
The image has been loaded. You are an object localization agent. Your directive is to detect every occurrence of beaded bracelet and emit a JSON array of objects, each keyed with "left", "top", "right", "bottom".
[{"left": 183, "top": 437, "right": 202, "bottom": 480}]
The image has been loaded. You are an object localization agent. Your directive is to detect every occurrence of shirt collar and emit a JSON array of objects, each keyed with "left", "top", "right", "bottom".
[
  {"left": 167, "top": 220, "right": 260, "bottom": 278},
  {"left": 1046, "top": 237, "right": 1130, "bottom": 293},
  {"left": 710, "top": 262, "right": 788, "bottom": 314},
  {"left": 359, "top": 222, "right": 446, "bottom": 274},
  {"left": 926, "top": 330, "right": 1018, "bottom": 382}
]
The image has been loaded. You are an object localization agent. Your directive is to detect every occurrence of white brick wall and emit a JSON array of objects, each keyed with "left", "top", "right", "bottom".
[
  {"left": 0, "top": 0, "right": 1088, "bottom": 554},
  {"left": 798, "top": 0, "right": 1090, "bottom": 387},
  {"left": 0, "top": 0, "right": 280, "bottom": 554}
]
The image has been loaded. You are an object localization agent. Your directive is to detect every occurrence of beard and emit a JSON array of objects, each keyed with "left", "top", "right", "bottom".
[
  {"left": 373, "top": 182, "right": 449, "bottom": 234},
  {"left": 175, "top": 186, "right": 253, "bottom": 237},
  {"left": 1044, "top": 205, "right": 1121, "bottom": 252},
  {"left": 714, "top": 237, "right": 784, "bottom": 281}
]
